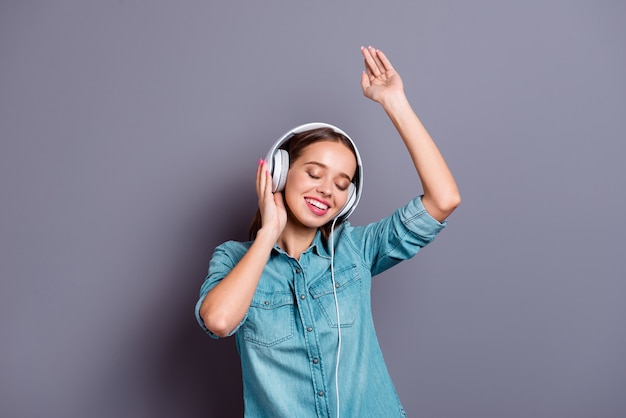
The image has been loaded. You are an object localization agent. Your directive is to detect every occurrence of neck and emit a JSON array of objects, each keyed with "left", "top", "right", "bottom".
[{"left": 277, "top": 222, "right": 318, "bottom": 260}]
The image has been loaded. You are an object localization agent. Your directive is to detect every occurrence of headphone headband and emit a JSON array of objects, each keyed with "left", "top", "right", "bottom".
[{"left": 264, "top": 122, "right": 363, "bottom": 221}]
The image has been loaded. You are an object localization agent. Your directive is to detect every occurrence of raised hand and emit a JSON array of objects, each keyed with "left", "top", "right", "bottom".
[
  {"left": 360, "top": 46, "right": 405, "bottom": 105},
  {"left": 359, "top": 46, "right": 460, "bottom": 222},
  {"left": 256, "top": 159, "right": 287, "bottom": 239}
]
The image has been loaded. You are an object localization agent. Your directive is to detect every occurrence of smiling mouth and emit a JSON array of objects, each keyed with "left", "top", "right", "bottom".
[{"left": 305, "top": 198, "right": 329, "bottom": 211}]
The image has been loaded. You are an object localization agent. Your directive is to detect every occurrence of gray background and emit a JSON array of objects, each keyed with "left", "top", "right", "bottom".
[{"left": 1, "top": 1, "right": 625, "bottom": 417}]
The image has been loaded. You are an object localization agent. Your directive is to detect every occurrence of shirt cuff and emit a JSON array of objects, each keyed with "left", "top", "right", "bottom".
[{"left": 400, "top": 196, "right": 447, "bottom": 242}]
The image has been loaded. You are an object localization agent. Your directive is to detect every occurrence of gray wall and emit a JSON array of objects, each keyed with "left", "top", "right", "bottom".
[{"left": 1, "top": 1, "right": 625, "bottom": 417}]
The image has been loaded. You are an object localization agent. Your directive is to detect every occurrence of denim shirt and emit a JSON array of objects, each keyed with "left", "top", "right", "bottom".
[{"left": 195, "top": 196, "right": 445, "bottom": 418}]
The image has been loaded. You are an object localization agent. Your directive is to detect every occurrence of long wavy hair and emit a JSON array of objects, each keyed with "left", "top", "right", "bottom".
[{"left": 249, "top": 127, "right": 359, "bottom": 244}]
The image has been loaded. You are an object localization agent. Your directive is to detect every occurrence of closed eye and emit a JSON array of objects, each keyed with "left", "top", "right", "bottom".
[{"left": 336, "top": 183, "right": 350, "bottom": 191}]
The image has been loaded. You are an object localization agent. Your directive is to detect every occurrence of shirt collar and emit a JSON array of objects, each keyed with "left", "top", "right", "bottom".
[
  {"left": 311, "top": 230, "right": 330, "bottom": 259},
  {"left": 313, "top": 222, "right": 348, "bottom": 259},
  {"left": 271, "top": 229, "right": 332, "bottom": 259}
]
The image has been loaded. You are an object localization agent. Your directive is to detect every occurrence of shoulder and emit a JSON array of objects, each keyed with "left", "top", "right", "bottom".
[{"left": 211, "top": 240, "right": 253, "bottom": 264}]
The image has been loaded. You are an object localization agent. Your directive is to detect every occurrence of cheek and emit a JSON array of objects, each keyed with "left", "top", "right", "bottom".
[
  {"left": 285, "top": 170, "right": 312, "bottom": 192},
  {"left": 282, "top": 173, "right": 304, "bottom": 206},
  {"left": 336, "top": 191, "right": 349, "bottom": 209}
]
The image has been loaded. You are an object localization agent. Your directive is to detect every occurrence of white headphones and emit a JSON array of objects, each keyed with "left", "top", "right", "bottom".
[{"left": 264, "top": 122, "right": 363, "bottom": 221}]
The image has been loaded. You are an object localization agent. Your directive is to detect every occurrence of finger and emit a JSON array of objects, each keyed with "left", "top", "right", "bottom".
[
  {"left": 264, "top": 161, "right": 274, "bottom": 194},
  {"left": 368, "top": 46, "right": 385, "bottom": 74},
  {"left": 256, "top": 158, "right": 268, "bottom": 196},
  {"left": 360, "top": 70, "right": 370, "bottom": 92},
  {"left": 361, "top": 46, "right": 381, "bottom": 77},
  {"left": 363, "top": 59, "right": 375, "bottom": 80},
  {"left": 360, "top": 46, "right": 374, "bottom": 78},
  {"left": 375, "top": 48, "right": 395, "bottom": 72}
]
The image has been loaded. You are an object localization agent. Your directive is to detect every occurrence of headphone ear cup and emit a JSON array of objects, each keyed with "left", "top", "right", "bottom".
[
  {"left": 337, "top": 183, "right": 356, "bottom": 219},
  {"left": 272, "top": 149, "right": 289, "bottom": 192}
]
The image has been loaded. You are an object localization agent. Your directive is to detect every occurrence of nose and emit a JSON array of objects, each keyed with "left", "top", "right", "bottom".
[{"left": 317, "top": 179, "right": 332, "bottom": 196}]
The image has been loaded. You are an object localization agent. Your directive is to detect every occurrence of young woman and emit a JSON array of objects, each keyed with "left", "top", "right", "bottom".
[{"left": 195, "top": 46, "right": 460, "bottom": 418}]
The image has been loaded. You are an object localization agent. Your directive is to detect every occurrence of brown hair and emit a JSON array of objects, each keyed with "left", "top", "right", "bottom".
[{"left": 248, "top": 127, "right": 359, "bottom": 243}]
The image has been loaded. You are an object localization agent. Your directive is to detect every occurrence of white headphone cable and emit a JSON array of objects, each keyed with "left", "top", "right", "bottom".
[{"left": 329, "top": 217, "right": 341, "bottom": 418}]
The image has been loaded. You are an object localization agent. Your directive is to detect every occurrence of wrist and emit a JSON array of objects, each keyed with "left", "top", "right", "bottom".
[
  {"left": 255, "top": 227, "right": 280, "bottom": 247},
  {"left": 380, "top": 91, "right": 410, "bottom": 113}
]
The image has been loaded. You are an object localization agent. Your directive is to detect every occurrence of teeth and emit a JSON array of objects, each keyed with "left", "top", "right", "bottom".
[{"left": 306, "top": 198, "right": 328, "bottom": 210}]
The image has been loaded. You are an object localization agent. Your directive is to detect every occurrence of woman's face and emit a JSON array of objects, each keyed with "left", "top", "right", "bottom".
[{"left": 284, "top": 140, "right": 357, "bottom": 229}]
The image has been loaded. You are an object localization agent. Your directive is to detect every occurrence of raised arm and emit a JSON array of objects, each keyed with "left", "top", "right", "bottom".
[
  {"left": 198, "top": 159, "right": 286, "bottom": 337},
  {"left": 360, "top": 46, "right": 460, "bottom": 222}
]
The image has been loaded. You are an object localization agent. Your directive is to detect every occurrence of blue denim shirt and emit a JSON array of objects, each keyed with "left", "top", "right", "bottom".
[{"left": 195, "top": 196, "right": 445, "bottom": 417}]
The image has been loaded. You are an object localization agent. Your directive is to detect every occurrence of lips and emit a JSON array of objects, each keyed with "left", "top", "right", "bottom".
[
  {"left": 305, "top": 197, "right": 330, "bottom": 215},
  {"left": 305, "top": 198, "right": 328, "bottom": 210}
]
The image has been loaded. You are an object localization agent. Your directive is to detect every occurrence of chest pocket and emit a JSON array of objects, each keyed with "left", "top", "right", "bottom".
[
  {"left": 243, "top": 289, "right": 295, "bottom": 347},
  {"left": 309, "top": 263, "right": 361, "bottom": 328}
]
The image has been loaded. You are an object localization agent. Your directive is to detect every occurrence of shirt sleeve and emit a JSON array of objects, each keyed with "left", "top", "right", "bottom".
[
  {"left": 194, "top": 241, "right": 251, "bottom": 338},
  {"left": 344, "top": 195, "right": 446, "bottom": 276}
]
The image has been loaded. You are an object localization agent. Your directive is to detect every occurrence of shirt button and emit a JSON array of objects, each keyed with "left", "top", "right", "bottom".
[
  {"left": 307, "top": 326, "right": 313, "bottom": 332},
  {"left": 295, "top": 268, "right": 301, "bottom": 274},
  {"left": 313, "top": 358, "right": 319, "bottom": 364},
  {"left": 318, "top": 391, "right": 324, "bottom": 397},
  {"left": 300, "top": 294, "right": 306, "bottom": 300},
  {"left": 335, "top": 282, "right": 340, "bottom": 288}
]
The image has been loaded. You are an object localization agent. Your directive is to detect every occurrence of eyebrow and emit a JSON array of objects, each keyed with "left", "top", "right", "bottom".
[{"left": 304, "top": 161, "right": 353, "bottom": 181}]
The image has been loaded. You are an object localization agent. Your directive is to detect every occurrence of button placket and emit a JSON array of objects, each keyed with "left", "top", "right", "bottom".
[{"left": 292, "top": 255, "right": 330, "bottom": 415}]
